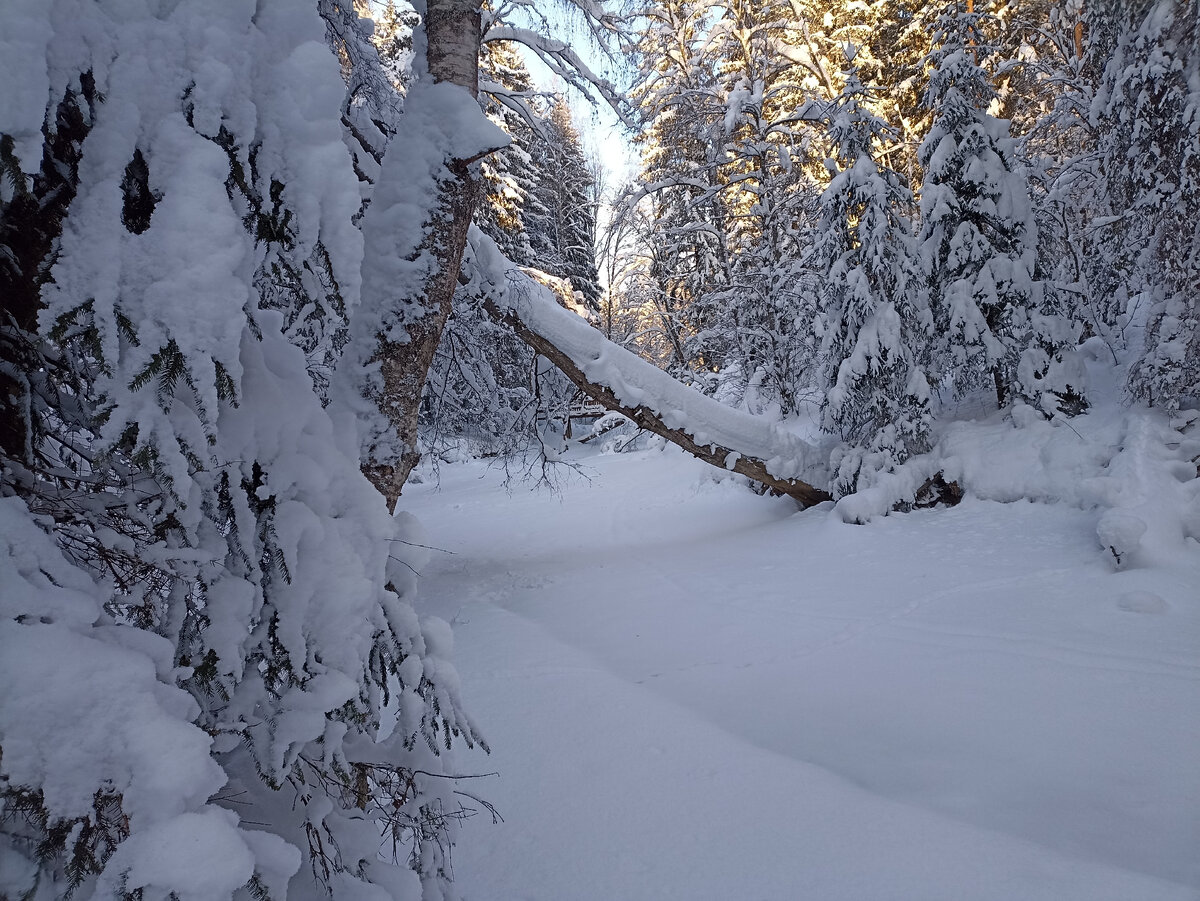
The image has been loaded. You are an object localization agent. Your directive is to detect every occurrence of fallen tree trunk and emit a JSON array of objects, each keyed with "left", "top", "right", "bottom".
[{"left": 468, "top": 231, "right": 832, "bottom": 508}]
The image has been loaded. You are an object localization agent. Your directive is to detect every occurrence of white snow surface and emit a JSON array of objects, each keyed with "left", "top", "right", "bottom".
[{"left": 402, "top": 435, "right": 1200, "bottom": 899}]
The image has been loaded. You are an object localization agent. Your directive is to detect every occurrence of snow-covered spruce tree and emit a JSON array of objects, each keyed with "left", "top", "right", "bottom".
[
  {"left": 1102, "top": 0, "right": 1200, "bottom": 414},
  {"left": 1001, "top": 0, "right": 1165, "bottom": 391},
  {"left": 918, "top": 0, "right": 1076, "bottom": 412},
  {"left": 475, "top": 0, "right": 624, "bottom": 317},
  {"left": 1009, "top": 0, "right": 1108, "bottom": 349},
  {"left": 0, "top": 65, "right": 95, "bottom": 478},
  {"left": 629, "top": 0, "right": 861, "bottom": 407},
  {"left": 524, "top": 98, "right": 603, "bottom": 314},
  {"left": 848, "top": 0, "right": 938, "bottom": 190},
  {"left": 372, "top": 0, "right": 421, "bottom": 93},
  {"left": 1065, "top": 0, "right": 1144, "bottom": 338},
  {"left": 0, "top": 2, "right": 483, "bottom": 899},
  {"left": 812, "top": 67, "right": 933, "bottom": 496},
  {"left": 474, "top": 38, "right": 538, "bottom": 265}
]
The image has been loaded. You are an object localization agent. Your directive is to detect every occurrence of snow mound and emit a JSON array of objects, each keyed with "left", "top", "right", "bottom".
[
  {"left": 0, "top": 496, "right": 296, "bottom": 899},
  {"left": 833, "top": 392, "right": 1200, "bottom": 576}
]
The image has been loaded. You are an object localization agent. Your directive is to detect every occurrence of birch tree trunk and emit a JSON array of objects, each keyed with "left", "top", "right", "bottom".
[{"left": 361, "top": 0, "right": 488, "bottom": 511}]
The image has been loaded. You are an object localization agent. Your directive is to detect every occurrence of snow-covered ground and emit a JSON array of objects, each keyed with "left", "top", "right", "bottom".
[{"left": 402, "top": 441, "right": 1199, "bottom": 900}]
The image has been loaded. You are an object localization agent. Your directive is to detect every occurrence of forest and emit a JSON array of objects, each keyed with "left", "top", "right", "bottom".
[{"left": 0, "top": 0, "right": 1197, "bottom": 899}]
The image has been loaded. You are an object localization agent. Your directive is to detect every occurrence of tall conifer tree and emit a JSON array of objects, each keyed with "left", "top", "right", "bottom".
[
  {"left": 1104, "top": 0, "right": 1200, "bottom": 412},
  {"left": 814, "top": 67, "right": 933, "bottom": 494},
  {"left": 918, "top": 0, "right": 1050, "bottom": 409}
]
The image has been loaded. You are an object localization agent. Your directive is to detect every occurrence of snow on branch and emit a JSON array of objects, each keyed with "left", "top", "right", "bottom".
[
  {"left": 478, "top": 78, "right": 562, "bottom": 140},
  {"left": 465, "top": 228, "right": 832, "bottom": 506},
  {"left": 482, "top": 24, "right": 633, "bottom": 126}
]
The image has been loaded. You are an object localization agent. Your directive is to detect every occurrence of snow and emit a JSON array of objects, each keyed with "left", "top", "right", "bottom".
[
  {"left": 96, "top": 809, "right": 257, "bottom": 901},
  {"left": 355, "top": 80, "right": 507, "bottom": 351},
  {"left": 400, "top": 436, "right": 1200, "bottom": 899},
  {"left": 832, "top": 344, "right": 1200, "bottom": 535},
  {"left": 250, "top": 0, "right": 366, "bottom": 313},
  {"left": 0, "top": 0, "right": 54, "bottom": 173},
  {"left": 4, "top": 2, "right": 1196, "bottom": 898},
  {"left": 0, "top": 495, "right": 281, "bottom": 900},
  {"left": 32, "top": 0, "right": 367, "bottom": 507}
]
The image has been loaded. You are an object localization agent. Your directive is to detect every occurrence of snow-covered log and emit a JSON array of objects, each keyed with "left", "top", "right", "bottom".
[{"left": 467, "top": 230, "right": 832, "bottom": 507}]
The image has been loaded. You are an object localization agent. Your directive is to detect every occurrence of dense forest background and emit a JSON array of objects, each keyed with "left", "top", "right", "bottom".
[
  {"left": 395, "top": 0, "right": 1199, "bottom": 497},
  {"left": 0, "top": 0, "right": 1196, "bottom": 899}
]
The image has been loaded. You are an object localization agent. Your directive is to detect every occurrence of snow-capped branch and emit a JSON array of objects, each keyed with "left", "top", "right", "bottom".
[
  {"left": 482, "top": 24, "right": 633, "bottom": 126},
  {"left": 466, "top": 228, "right": 831, "bottom": 506}
]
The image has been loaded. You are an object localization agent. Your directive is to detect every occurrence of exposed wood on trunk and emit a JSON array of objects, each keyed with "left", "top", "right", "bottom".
[
  {"left": 967, "top": 0, "right": 979, "bottom": 66},
  {"left": 993, "top": 365, "right": 1008, "bottom": 409},
  {"left": 1080, "top": 0, "right": 1089, "bottom": 59},
  {"left": 361, "top": 0, "right": 486, "bottom": 511},
  {"left": 912, "top": 473, "right": 964, "bottom": 509},
  {"left": 481, "top": 297, "right": 833, "bottom": 508}
]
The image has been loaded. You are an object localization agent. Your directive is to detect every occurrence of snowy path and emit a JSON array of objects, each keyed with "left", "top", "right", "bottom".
[{"left": 403, "top": 447, "right": 1200, "bottom": 900}]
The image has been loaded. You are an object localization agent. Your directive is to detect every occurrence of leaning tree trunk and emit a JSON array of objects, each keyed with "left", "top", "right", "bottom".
[
  {"left": 360, "top": 0, "right": 490, "bottom": 511},
  {"left": 471, "top": 237, "right": 832, "bottom": 507},
  {"left": 496, "top": 300, "right": 832, "bottom": 506}
]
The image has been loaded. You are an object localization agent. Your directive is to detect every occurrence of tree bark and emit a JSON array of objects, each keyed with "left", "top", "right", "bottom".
[
  {"left": 361, "top": 155, "right": 482, "bottom": 509},
  {"left": 361, "top": 0, "right": 485, "bottom": 511},
  {"left": 480, "top": 295, "right": 833, "bottom": 509},
  {"left": 425, "top": 0, "right": 483, "bottom": 100}
]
